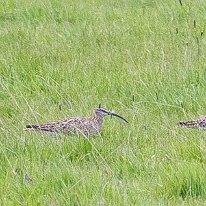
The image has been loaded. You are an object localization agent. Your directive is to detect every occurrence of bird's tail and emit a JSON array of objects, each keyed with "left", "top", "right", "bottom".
[
  {"left": 177, "top": 120, "right": 199, "bottom": 128},
  {"left": 24, "top": 125, "right": 40, "bottom": 131}
]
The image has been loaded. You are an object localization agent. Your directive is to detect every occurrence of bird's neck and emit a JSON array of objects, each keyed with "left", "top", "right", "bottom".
[{"left": 93, "top": 114, "right": 104, "bottom": 125}]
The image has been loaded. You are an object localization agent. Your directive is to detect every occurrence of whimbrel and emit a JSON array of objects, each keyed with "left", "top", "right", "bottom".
[
  {"left": 25, "top": 105, "right": 128, "bottom": 136},
  {"left": 178, "top": 115, "right": 206, "bottom": 129}
]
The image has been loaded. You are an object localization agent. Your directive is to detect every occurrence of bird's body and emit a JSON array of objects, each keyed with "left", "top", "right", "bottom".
[
  {"left": 25, "top": 116, "right": 103, "bottom": 136},
  {"left": 178, "top": 115, "right": 206, "bottom": 129},
  {"left": 25, "top": 106, "right": 128, "bottom": 136}
]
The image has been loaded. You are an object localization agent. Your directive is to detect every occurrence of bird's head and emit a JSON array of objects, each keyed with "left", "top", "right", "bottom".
[{"left": 95, "top": 104, "right": 128, "bottom": 123}]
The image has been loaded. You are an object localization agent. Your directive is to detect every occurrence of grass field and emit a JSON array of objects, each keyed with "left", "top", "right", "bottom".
[{"left": 1, "top": 0, "right": 206, "bottom": 205}]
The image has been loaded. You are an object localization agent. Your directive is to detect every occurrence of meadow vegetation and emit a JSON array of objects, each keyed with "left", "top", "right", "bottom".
[{"left": 1, "top": 0, "right": 206, "bottom": 205}]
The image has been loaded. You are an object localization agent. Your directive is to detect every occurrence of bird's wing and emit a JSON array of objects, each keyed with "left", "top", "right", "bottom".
[
  {"left": 25, "top": 117, "right": 90, "bottom": 133},
  {"left": 178, "top": 115, "right": 206, "bottom": 128}
]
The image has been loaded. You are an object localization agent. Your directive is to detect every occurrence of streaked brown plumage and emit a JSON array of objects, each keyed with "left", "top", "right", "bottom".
[
  {"left": 178, "top": 115, "right": 206, "bottom": 129},
  {"left": 25, "top": 106, "right": 128, "bottom": 136}
]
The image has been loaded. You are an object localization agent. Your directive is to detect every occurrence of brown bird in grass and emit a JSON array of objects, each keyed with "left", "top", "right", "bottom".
[
  {"left": 178, "top": 115, "right": 206, "bottom": 129},
  {"left": 25, "top": 105, "right": 128, "bottom": 137}
]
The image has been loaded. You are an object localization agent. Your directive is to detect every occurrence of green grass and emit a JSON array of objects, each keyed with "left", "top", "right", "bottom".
[{"left": 1, "top": 0, "right": 206, "bottom": 205}]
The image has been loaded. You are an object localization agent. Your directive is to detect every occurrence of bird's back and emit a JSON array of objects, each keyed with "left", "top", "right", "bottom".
[
  {"left": 178, "top": 115, "right": 206, "bottom": 129},
  {"left": 25, "top": 116, "right": 102, "bottom": 136}
]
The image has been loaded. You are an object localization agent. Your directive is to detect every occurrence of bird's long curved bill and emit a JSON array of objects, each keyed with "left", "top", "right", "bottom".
[{"left": 111, "top": 112, "right": 128, "bottom": 123}]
